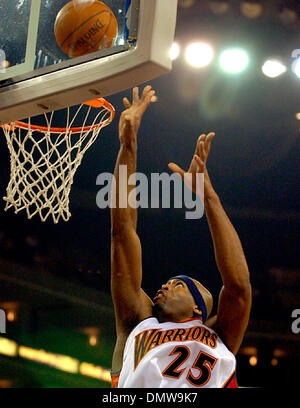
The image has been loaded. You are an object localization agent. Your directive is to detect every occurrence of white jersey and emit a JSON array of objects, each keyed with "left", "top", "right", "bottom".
[{"left": 117, "top": 317, "right": 237, "bottom": 388}]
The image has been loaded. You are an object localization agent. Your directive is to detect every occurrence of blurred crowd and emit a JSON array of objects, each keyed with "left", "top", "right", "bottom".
[{"left": 0, "top": 225, "right": 110, "bottom": 293}]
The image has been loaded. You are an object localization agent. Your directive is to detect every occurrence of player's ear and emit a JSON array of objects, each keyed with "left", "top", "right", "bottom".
[{"left": 193, "top": 305, "right": 202, "bottom": 317}]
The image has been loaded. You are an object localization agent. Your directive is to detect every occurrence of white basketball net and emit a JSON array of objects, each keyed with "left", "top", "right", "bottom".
[{"left": 2, "top": 100, "right": 114, "bottom": 223}]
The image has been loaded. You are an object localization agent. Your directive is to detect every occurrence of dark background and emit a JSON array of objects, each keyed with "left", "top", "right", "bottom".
[{"left": 0, "top": 0, "right": 299, "bottom": 388}]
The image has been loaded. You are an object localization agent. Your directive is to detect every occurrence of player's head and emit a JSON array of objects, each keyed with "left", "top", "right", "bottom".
[{"left": 152, "top": 275, "right": 213, "bottom": 323}]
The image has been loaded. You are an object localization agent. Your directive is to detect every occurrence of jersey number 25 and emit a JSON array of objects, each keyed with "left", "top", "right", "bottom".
[{"left": 162, "top": 345, "right": 217, "bottom": 387}]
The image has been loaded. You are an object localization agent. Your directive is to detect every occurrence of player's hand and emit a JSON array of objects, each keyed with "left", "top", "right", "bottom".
[
  {"left": 168, "top": 132, "right": 215, "bottom": 197},
  {"left": 119, "top": 85, "right": 157, "bottom": 145}
]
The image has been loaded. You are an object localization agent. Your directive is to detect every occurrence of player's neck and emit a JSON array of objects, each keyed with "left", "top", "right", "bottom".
[{"left": 156, "top": 311, "right": 194, "bottom": 323}]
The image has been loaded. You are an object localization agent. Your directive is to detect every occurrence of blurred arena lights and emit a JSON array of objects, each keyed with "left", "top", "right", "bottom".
[
  {"left": 219, "top": 48, "right": 249, "bottom": 73},
  {"left": 0, "top": 336, "right": 111, "bottom": 382},
  {"left": 262, "top": 59, "right": 287, "bottom": 78},
  {"left": 170, "top": 42, "right": 180, "bottom": 61},
  {"left": 89, "top": 335, "right": 98, "bottom": 346},
  {"left": 240, "top": 2, "right": 263, "bottom": 19},
  {"left": 291, "top": 58, "right": 300, "bottom": 78},
  {"left": 209, "top": 1, "right": 230, "bottom": 15},
  {"left": 279, "top": 8, "right": 298, "bottom": 25},
  {"left": 249, "top": 355, "right": 258, "bottom": 366},
  {"left": 178, "top": 0, "right": 195, "bottom": 8},
  {"left": 6, "top": 310, "right": 16, "bottom": 322},
  {"left": 185, "top": 42, "right": 214, "bottom": 68},
  {"left": 271, "top": 358, "right": 278, "bottom": 367}
]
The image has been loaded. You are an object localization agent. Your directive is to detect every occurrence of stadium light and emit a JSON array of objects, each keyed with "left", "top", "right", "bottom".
[
  {"left": 6, "top": 311, "right": 16, "bottom": 322},
  {"left": 89, "top": 335, "right": 98, "bottom": 346},
  {"left": 271, "top": 358, "right": 278, "bottom": 366},
  {"left": 292, "top": 58, "right": 300, "bottom": 78},
  {"left": 249, "top": 355, "right": 258, "bottom": 366},
  {"left": 170, "top": 42, "right": 180, "bottom": 61},
  {"left": 240, "top": 2, "right": 263, "bottom": 19},
  {"left": 219, "top": 48, "right": 249, "bottom": 73},
  {"left": 185, "top": 42, "right": 214, "bottom": 68},
  {"left": 262, "top": 59, "right": 287, "bottom": 78}
]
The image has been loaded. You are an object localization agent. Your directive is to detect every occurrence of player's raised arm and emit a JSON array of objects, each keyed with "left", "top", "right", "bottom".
[
  {"left": 110, "top": 86, "right": 155, "bottom": 370},
  {"left": 168, "top": 133, "right": 252, "bottom": 355}
]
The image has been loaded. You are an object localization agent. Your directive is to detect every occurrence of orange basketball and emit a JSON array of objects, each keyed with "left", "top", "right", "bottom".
[{"left": 54, "top": 0, "right": 118, "bottom": 58}]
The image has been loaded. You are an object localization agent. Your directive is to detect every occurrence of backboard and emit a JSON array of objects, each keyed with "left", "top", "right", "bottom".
[{"left": 0, "top": 0, "right": 178, "bottom": 124}]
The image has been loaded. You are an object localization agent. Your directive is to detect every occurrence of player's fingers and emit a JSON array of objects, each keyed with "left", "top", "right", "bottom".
[
  {"left": 168, "top": 162, "right": 185, "bottom": 179},
  {"left": 142, "top": 85, "right": 152, "bottom": 97},
  {"left": 196, "top": 134, "right": 206, "bottom": 156},
  {"left": 190, "top": 155, "right": 204, "bottom": 175},
  {"left": 194, "top": 154, "right": 204, "bottom": 170},
  {"left": 139, "top": 90, "right": 156, "bottom": 114},
  {"left": 145, "top": 89, "right": 155, "bottom": 102},
  {"left": 132, "top": 87, "right": 139, "bottom": 103},
  {"left": 198, "top": 141, "right": 206, "bottom": 162},
  {"left": 204, "top": 132, "right": 215, "bottom": 155},
  {"left": 139, "top": 86, "right": 152, "bottom": 105},
  {"left": 198, "top": 134, "right": 206, "bottom": 142},
  {"left": 143, "top": 88, "right": 155, "bottom": 104},
  {"left": 123, "top": 97, "right": 131, "bottom": 108}
]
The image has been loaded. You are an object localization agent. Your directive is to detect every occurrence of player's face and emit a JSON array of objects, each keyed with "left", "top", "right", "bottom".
[{"left": 152, "top": 279, "right": 196, "bottom": 321}]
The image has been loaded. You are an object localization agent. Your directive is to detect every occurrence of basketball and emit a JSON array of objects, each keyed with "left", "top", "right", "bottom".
[{"left": 54, "top": 0, "right": 118, "bottom": 58}]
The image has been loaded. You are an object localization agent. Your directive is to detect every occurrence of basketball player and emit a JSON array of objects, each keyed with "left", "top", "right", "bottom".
[{"left": 110, "top": 85, "right": 252, "bottom": 388}]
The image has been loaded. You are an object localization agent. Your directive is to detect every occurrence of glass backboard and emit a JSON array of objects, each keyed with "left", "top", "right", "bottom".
[{"left": 0, "top": 0, "right": 178, "bottom": 124}]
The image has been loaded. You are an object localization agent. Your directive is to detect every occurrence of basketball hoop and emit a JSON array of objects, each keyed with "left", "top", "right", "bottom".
[{"left": 1, "top": 98, "right": 115, "bottom": 224}]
